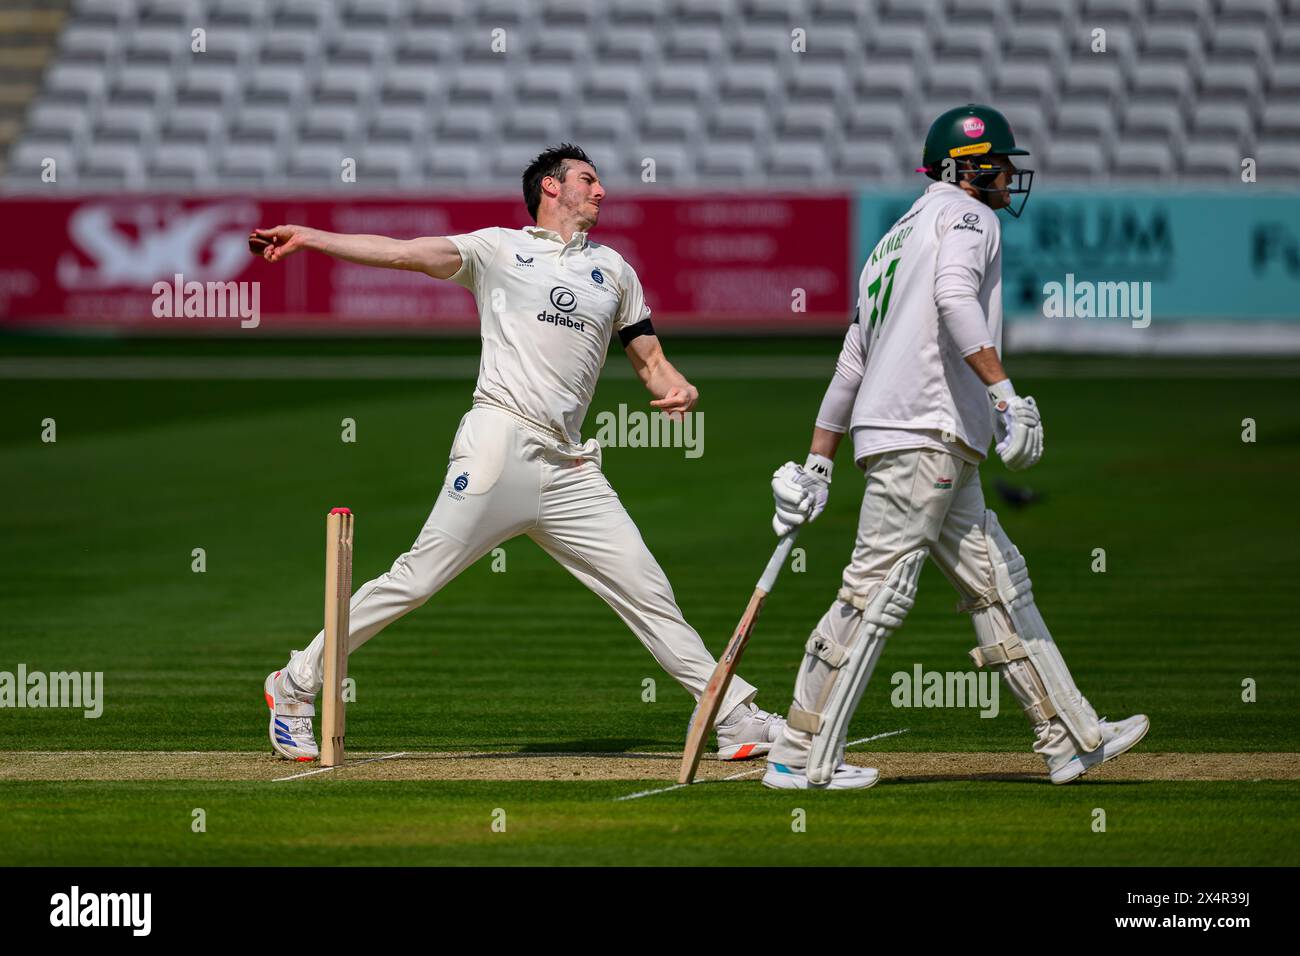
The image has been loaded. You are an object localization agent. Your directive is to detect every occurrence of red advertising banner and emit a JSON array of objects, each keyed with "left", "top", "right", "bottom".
[{"left": 0, "top": 194, "right": 851, "bottom": 334}]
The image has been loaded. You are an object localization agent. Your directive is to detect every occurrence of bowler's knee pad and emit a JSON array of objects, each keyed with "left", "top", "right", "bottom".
[
  {"left": 790, "top": 548, "right": 927, "bottom": 786},
  {"left": 964, "top": 511, "right": 1101, "bottom": 751}
]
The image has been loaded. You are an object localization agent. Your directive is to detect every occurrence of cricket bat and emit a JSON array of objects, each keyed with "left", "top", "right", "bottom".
[{"left": 677, "top": 531, "right": 799, "bottom": 785}]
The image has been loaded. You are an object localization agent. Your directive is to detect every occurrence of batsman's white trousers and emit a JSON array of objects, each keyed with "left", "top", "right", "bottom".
[
  {"left": 840, "top": 447, "right": 992, "bottom": 601},
  {"left": 770, "top": 447, "right": 1010, "bottom": 766},
  {"left": 288, "top": 403, "right": 757, "bottom": 717}
]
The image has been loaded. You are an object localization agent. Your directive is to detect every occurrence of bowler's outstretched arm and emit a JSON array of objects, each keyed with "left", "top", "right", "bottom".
[{"left": 249, "top": 225, "right": 464, "bottom": 279}]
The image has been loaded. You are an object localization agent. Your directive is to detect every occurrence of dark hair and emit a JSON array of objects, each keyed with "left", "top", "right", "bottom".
[{"left": 522, "top": 144, "right": 595, "bottom": 221}]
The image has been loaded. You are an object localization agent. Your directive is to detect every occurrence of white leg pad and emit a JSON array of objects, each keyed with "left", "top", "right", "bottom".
[
  {"left": 978, "top": 511, "right": 1101, "bottom": 752},
  {"left": 798, "top": 548, "right": 927, "bottom": 786},
  {"left": 968, "top": 615, "right": 1058, "bottom": 725}
]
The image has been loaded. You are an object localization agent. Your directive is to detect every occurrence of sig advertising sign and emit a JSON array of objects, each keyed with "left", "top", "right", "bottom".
[{"left": 0, "top": 195, "right": 852, "bottom": 333}]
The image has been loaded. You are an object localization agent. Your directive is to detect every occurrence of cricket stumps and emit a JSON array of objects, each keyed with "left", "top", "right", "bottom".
[{"left": 321, "top": 507, "right": 353, "bottom": 767}]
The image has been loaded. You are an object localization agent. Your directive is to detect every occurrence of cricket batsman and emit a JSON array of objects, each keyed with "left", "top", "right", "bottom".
[
  {"left": 760, "top": 105, "right": 1149, "bottom": 790},
  {"left": 253, "top": 144, "right": 784, "bottom": 761}
]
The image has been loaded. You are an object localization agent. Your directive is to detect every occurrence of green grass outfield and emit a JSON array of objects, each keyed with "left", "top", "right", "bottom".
[
  {"left": 1, "top": 337, "right": 1297, "bottom": 865},
  {"left": 2, "top": 780, "right": 1295, "bottom": 866}
]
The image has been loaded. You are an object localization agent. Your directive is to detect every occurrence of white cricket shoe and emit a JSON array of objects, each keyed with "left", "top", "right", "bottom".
[
  {"left": 715, "top": 702, "right": 786, "bottom": 760},
  {"left": 761, "top": 760, "right": 880, "bottom": 791},
  {"left": 264, "top": 669, "right": 318, "bottom": 762},
  {"left": 1045, "top": 714, "right": 1150, "bottom": 785}
]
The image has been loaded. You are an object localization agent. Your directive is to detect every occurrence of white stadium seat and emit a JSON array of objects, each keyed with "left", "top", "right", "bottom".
[
  {"left": 698, "top": 142, "right": 761, "bottom": 181},
  {"left": 218, "top": 143, "right": 280, "bottom": 182},
  {"left": 1182, "top": 143, "right": 1249, "bottom": 180},
  {"left": 436, "top": 106, "right": 496, "bottom": 142},
  {"left": 776, "top": 103, "right": 839, "bottom": 142},
  {"left": 1043, "top": 140, "right": 1108, "bottom": 178},
  {"left": 1112, "top": 142, "right": 1176, "bottom": 179},
  {"left": 368, "top": 106, "right": 430, "bottom": 144},
  {"left": 640, "top": 105, "right": 703, "bottom": 143},
  {"left": 504, "top": 105, "right": 566, "bottom": 142},
  {"left": 836, "top": 142, "right": 900, "bottom": 178},
  {"left": 149, "top": 143, "right": 212, "bottom": 186},
  {"left": 767, "top": 142, "right": 831, "bottom": 181},
  {"left": 1191, "top": 104, "right": 1254, "bottom": 143},
  {"left": 299, "top": 105, "right": 361, "bottom": 144},
  {"left": 25, "top": 103, "right": 92, "bottom": 145},
  {"left": 7, "top": 0, "right": 1300, "bottom": 189},
  {"left": 710, "top": 104, "right": 770, "bottom": 143},
  {"left": 574, "top": 107, "right": 632, "bottom": 145},
  {"left": 228, "top": 105, "right": 292, "bottom": 145}
]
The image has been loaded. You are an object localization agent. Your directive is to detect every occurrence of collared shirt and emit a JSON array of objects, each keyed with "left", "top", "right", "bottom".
[{"left": 446, "top": 225, "right": 651, "bottom": 442}]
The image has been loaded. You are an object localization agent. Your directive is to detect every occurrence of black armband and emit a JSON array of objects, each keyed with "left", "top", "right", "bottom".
[{"left": 618, "top": 318, "right": 655, "bottom": 346}]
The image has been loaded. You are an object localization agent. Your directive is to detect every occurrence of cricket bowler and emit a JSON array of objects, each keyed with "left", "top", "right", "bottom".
[
  {"left": 760, "top": 105, "right": 1149, "bottom": 790},
  {"left": 254, "top": 144, "right": 785, "bottom": 761}
]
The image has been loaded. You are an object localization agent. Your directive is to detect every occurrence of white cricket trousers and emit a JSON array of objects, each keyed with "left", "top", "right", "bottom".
[
  {"left": 287, "top": 403, "right": 757, "bottom": 717},
  {"left": 840, "top": 447, "right": 994, "bottom": 600},
  {"left": 769, "top": 447, "right": 1012, "bottom": 767}
]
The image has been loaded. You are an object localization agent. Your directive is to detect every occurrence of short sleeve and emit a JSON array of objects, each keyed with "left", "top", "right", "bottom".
[
  {"left": 445, "top": 227, "right": 501, "bottom": 292},
  {"left": 615, "top": 260, "right": 652, "bottom": 331}
]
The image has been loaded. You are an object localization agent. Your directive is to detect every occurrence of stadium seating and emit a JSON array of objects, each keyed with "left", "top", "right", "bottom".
[{"left": 3, "top": 0, "right": 1297, "bottom": 189}]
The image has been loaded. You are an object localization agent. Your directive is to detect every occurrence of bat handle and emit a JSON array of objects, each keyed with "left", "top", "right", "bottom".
[{"left": 756, "top": 530, "right": 798, "bottom": 595}]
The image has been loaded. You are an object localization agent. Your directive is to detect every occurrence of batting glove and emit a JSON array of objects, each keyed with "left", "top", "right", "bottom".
[
  {"left": 990, "top": 380, "right": 1044, "bottom": 471},
  {"left": 771, "top": 453, "right": 834, "bottom": 536}
]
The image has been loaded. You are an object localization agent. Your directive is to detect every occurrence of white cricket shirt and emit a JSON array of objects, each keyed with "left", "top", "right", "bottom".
[
  {"left": 446, "top": 225, "right": 651, "bottom": 442},
  {"left": 848, "top": 181, "right": 1004, "bottom": 463}
]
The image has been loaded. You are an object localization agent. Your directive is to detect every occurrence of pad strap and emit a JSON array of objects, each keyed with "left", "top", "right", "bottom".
[
  {"left": 274, "top": 698, "right": 315, "bottom": 717},
  {"left": 969, "top": 635, "right": 1029, "bottom": 667},
  {"left": 1021, "top": 696, "right": 1057, "bottom": 724},
  {"left": 836, "top": 585, "right": 867, "bottom": 609},
  {"left": 969, "top": 637, "right": 1057, "bottom": 722},
  {"left": 956, "top": 589, "right": 998, "bottom": 613},
  {"left": 806, "top": 633, "right": 850, "bottom": 668},
  {"left": 787, "top": 706, "right": 822, "bottom": 734}
]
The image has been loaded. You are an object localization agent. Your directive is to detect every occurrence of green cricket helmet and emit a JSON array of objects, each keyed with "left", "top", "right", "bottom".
[{"left": 917, "top": 104, "right": 1034, "bottom": 218}]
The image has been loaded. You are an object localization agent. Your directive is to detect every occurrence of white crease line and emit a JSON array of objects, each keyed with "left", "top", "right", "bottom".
[
  {"left": 615, "top": 766, "right": 763, "bottom": 802},
  {"left": 271, "top": 751, "right": 407, "bottom": 782},
  {"left": 845, "top": 728, "right": 909, "bottom": 748},
  {"left": 615, "top": 782, "right": 687, "bottom": 801},
  {"left": 614, "top": 729, "right": 909, "bottom": 802}
]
